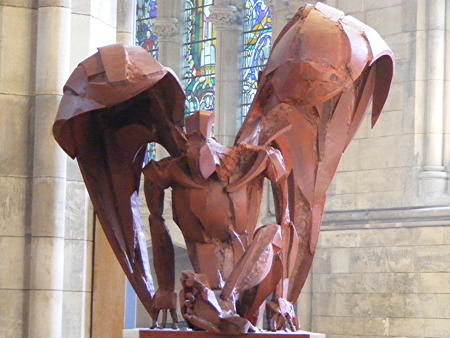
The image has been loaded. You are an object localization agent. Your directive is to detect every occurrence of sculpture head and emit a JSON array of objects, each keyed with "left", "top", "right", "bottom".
[
  {"left": 185, "top": 110, "right": 215, "bottom": 140},
  {"left": 185, "top": 111, "right": 218, "bottom": 179},
  {"left": 252, "top": 3, "right": 393, "bottom": 126}
]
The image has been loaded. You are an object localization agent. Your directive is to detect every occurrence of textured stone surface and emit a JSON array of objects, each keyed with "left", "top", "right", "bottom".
[
  {"left": 29, "top": 236, "right": 65, "bottom": 289},
  {"left": 0, "top": 177, "right": 29, "bottom": 236},
  {"left": 28, "top": 290, "right": 63, "bottom": 337},
  {"left": 0, "top": 290, "right": 26, "bottom": 338},
  {"left": 70, "top": 13, "right": 92, "bottom": 69},
  {"left": 0, "top": 6, "right": 36, "bottom": 95},
  {"left": 62, "top": 291, "right": 91, "bottom": 338},
  {"left": 33, "top": 95, "right": 67, "bottom": 178},
  {"left": 71, "top": 0, "right": 89, "bottom": 15},
  {"left": 311, "top": 223, "right": 450, "bottom": 336},
  {"left": 90, "top": 0, "right": 117, "bottom": 28},
  {"left": 38, "top": 0, "right": 71, "bottom": 8},
  {"left": 0, "top": 237, "right": 26, "bottom": 289},
  {"left": 366, "top": 6, "right": 403, "bottom": 36},
  {"left": 30, "top": 177, "right": 66, "bottom": 236},
  {"left": 338, "top": 0, "right": 363, "bottom": 13},
  {"left": 64, "top": 181, "right": 89, "bottom": 240},
  {"left": 0, "top": 0, "right": 37, "bottom": 8},
  {"left": 0, "top": 94, "right": 33, "bottom": 177},
  {"left": 63, "top": 239, "right": 92, "bottom": 292},
  {"left": 35, "top": 7, "right": 71, "bottom": 95},
  {"left": 363, "top": 0, "right": 402, "bottom": 10}
]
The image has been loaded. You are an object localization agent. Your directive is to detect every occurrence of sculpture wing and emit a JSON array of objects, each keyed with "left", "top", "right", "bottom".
[
  {"left": 53, "top": 44, "right": 187, "bottom": 315},
  {"left": 235, "top": 4, "right": 394, "bottom": 303}
]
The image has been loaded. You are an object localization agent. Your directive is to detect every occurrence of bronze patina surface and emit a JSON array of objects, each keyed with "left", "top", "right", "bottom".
[{"left": 53, "top": 2, "right": 394, "bottom": 335}]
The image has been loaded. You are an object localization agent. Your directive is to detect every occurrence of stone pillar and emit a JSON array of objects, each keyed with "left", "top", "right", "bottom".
[
  {"left": 151, "top": 0, "right": 183, "bottom": 160},
  {"left": 420, "top": 0, "right": 447, "bottom": 195},
  {"left": 265, "top": 0, "right": 287, "bottom": 40},
  {"left": 64, "top": 1, "right": 119, "bottom": 336},
  {"left": 266, "top": 0, "right": 308, "bottom": 40},
  {"left": 91, "top": 223, "right": 126, "bottom": 338},
  {"left": 0, "top": 0, "right": 36, "bottom": 336},
  {"left": 445, "top": 0, "right": 450, "bottom": 187},
  {"left": 28, "top": 0, "right": 71, "bottom": 336},
  {"left": 117, "top": 0, "right": 135, "bottom": 45},
  {"left": 152, "top": 18, "right": 182, "bottom": 75},
  {"left": 209, "top": 0, "right": 241, "bottom": 146},
  {"left": 153, "top": 0, "right": 183, "bottom": 76}
]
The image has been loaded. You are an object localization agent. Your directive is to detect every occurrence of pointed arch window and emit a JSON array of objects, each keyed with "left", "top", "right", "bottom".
[
  {"left": 239, "top": 0, "right": 272, "bottom": 124},
  {"left": 182, "top": 0, "right": 217, "bottom": 114}
]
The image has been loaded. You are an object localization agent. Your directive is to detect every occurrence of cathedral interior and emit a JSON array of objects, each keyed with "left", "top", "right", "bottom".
[{"left": 1, "top": 0, "right": 450, "bottom": 337}]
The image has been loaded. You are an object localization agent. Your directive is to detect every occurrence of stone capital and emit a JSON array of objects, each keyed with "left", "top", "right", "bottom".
[
  {"left": 152, "top": 18, "right": 179, "bottom": 39},
  {"left": 209, "top": 5, "right": 240, "bottom": 30}
]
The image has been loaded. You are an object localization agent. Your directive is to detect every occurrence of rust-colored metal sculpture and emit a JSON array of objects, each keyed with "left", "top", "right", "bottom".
[{"left": 53, "top": 2, "right": 394, "bottom": 335}]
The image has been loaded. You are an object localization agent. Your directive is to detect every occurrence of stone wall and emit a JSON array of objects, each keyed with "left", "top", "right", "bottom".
[
  {"left": 0, "top": 0, "right": 123, "bottom": 336},
  {"left": 326, "top": 0, "right": 421, "bottom": 211},
  {"left": 311, "top": 208, "right": 450, "bottom": 337},
  {"left": 306, "top": 1, "right": 450, "bottom": 336}
]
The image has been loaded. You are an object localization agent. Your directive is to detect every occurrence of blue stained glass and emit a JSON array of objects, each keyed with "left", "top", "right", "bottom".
[
  {"left": 136, "top": 0, "right": 159, "bottom": 160},
  {"left": 243, "top": 0, "right": 272, "bottom": 32},
  {"left": 183, "top": 0, "right": 216, "bottom": 114},
  {"left": 136, "top": 0, "right": 157, "bottom": 19},
  {"left": 136, "top": 0, "right": 158, "bottom": 58},
  {"left": 239, "top": 0, "right": 272, "bottom": 125}
]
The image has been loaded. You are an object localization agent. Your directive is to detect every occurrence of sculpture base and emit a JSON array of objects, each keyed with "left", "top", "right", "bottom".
[{"left": 123, "top": 329, "right": 326, "bottom": 338}]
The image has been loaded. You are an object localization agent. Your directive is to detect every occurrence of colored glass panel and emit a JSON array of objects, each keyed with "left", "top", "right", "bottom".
[
  {"left": 183, "top": 0, "right": 216, "bottom": 114},
  {"left": 239, "top": 0, "right": 272, "bottom": 124},
  {"left": 136, "top": 0, "right": 158, "bottom": 58},
  {"left": 136, "top": 0, "right": 158, "bottom": 160}
]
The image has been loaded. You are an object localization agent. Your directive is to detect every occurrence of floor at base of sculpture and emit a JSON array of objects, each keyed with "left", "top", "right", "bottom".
[{"left": 122, "top": 329, "right": 326, "bottom": 338}]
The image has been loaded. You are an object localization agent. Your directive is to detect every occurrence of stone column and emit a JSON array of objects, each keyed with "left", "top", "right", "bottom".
[
  {"left": 153, "top": 0, "right": 183, "bottom": 76},
  {"left": 117, "top": 0, "right": 135, "bottom": 45},
  {"left": 265, "top": 0, "right": 287, "bottom": 40},
  {"left": 420, "top": 0, "right": 447, "bottom": 195},
  {"left": 152, "top": 18, "right": 182, "bottom": 75},
  {"left": 445, "top": 0, "right": 450, "bottom": 186},
  {"left": 266, "top": 0, "right": 308, "bottom": 40},
  {"left": 91, "top": 223, "right": 126, "bottom": 337},
  {"left": 0, "top": 1, "right": 36, "bottom": 336},
  {"left": 152, "top": 0, "right": 183, "bottom": 160},
  {"left": 209, "top": 0, "right": 241, "bottom": 146},
  {"left": 28, "top": 0, "right": 71, "bottom": 336}
]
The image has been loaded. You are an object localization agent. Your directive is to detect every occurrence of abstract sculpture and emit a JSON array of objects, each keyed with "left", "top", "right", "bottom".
[{"left": 53, "top": 2, "right": 394, "bottom": 335}]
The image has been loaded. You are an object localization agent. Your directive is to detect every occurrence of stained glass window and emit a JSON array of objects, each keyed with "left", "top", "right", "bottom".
[
  {"left": 136, "top": 0, "right": 158, "bottom": 160},
  {"left": 136, "top": 0, "right": 159, "bottom": 58},
  {"left": 239, "top": 0, "right": 272, "bottom": 124},
  {"left": 182, "top": 0, "right": 217, "bottom": 114}
]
